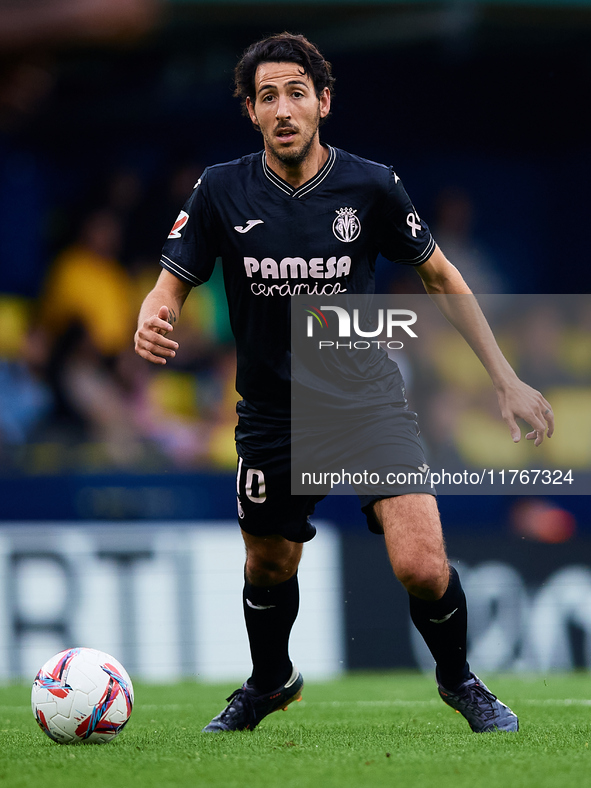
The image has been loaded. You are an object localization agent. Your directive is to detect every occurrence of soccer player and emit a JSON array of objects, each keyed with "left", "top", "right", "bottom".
[{"left": 135, "top": 33, "right": 554, "bottom": 734}]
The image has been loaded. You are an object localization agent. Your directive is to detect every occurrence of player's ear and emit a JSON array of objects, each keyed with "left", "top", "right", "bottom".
[
  {"left": 319, "top": 88, "right": 331, "bottom": 119},
  {"left": 246, "top": 96, "right": 258, "bottom": 125}
]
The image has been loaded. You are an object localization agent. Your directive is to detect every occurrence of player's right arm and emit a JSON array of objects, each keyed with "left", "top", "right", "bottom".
[{"left": 134, "top": 269, "right": 192, "bottom": 365}]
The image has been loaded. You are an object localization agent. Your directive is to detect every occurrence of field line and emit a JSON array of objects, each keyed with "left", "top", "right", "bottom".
[{"left": 302, "top": 698, "right": 591, "bottom": 708}]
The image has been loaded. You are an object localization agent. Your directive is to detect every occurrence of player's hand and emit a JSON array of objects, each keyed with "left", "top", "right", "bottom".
[
  {"left": 134, "top": 305, "right": 179, "bottom": 365},
  {"left": 496, "top": 377, "right": 554, "bottom": 447}
]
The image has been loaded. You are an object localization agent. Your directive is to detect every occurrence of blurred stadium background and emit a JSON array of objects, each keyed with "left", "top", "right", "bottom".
[{"left": 1, "top": 0, "right": 590, "bottom": 682}]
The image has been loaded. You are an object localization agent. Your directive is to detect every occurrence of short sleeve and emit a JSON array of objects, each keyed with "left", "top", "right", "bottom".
[
  {"left": 159, "top": 169, "right": 219, "bottom": 286},
  {"left": 376, "top": 167, "right": 435, "bottom": 266}
]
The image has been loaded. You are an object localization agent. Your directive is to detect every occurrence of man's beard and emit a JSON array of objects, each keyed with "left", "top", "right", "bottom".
[
  {"left": 263, "top": 107, "right": 320, "bottom": 168},
  {"left": 268, "top": 129, "right": 316, "bottom": 167}
]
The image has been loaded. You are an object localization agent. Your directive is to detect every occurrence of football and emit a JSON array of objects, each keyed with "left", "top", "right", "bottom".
[{"left": 31, "top": 647, "right": 134, "bottom": 744}]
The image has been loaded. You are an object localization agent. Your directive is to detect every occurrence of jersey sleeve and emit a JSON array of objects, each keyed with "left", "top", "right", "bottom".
[
  {"left": 376, "top": 167, "right": 435, "bottom": 266},
  {"left": 159, "top": 169, "right": 219, "bottom": 286}
]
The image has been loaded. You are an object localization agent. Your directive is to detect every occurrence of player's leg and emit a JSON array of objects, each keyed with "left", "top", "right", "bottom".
[
  {"left": 373, "top": 493, "right": 518, "bottom": 732},
  {"left": 202, "top": 529, "right": 305, "bottom": 733},
  {"left": 202, "top": 451, "right": 315, "bottom": 733},
  {"left": 242, "top": 530, "right": 302, "bottom": 693},
  {"left": 373, "top": 493, "right": 469, "bottom": 689}
]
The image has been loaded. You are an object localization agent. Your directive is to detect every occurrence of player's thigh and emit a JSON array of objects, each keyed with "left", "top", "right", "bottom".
[{"left": 374, "top": 494, "right": 448, "bottom": 590}]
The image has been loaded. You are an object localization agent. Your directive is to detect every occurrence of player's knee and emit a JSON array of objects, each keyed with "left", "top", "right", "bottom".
[
  {"left": 245, "top": 551, "right": 299, "bottom": 586},
  {"left": 395, "top": 558, "right": 448, "bottom": 600}
]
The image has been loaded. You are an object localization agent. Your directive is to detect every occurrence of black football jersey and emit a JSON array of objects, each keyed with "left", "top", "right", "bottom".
[{"left": 160, "top": 146, "right": 435, "bottom": 414}]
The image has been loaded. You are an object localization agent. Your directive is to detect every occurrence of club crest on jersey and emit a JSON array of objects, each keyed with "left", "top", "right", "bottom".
[
  {"left": 333, "top": 208, "right": 361, "bottom": 243},
  {"left": 168, "top": 210, "right": 189, "bottom": 239}
]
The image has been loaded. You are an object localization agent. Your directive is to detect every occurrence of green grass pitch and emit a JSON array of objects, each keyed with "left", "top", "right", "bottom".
[{"left": 1, "top": 672, "right": 589, "bottom": 788}]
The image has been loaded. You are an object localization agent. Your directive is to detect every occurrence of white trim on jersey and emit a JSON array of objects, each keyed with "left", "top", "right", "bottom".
[
  {"left": 295, "top": 146, "right": 336, "bottom": 198},
  {"left": 392, "top": 235, "right": 436, "bottom": 266},
  {"left": 160, "top": 254, "right": 204, "bottom": 285},
  {"left": 262, "top": 158, "right": 292, "bottom": 195},
  {"left": 261, "top": 146, "right": 337, "bottom": 199}
]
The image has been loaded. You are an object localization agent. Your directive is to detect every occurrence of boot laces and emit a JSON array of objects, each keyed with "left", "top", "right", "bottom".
[
  {"left": 464, "top": 680, "right": 499, "bottom": 722},
  {"left": 217, "top": 687, "right": 256, "bottom": 726}
]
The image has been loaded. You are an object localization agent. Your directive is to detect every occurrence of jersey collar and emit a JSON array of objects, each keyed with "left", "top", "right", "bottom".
[{"left": 261, "top": 145, "right": 336, "bottom": 199}]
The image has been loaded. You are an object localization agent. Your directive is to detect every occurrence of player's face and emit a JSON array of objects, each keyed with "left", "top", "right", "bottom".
[{"left": 246, "top": 62, "right": 330, "bottom": 168}]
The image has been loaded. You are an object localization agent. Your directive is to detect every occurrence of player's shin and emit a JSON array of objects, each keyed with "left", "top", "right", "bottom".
[
  {"left": 408, "top": 565, "right": 470, "bottom": 689},
  {"left": 243, "top": 572, "right": 299, "bottom": 693}
]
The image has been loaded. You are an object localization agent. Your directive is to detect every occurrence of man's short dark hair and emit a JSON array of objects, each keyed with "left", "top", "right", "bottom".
[{"left": 234, "top": 32, "right": 335, "bottom": 120}]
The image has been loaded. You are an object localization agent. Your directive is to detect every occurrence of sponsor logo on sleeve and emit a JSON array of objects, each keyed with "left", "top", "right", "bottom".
[
  {"left": 168, "top": 210, "right": 189, "bottom": 239},
  {"left": 406, "top": 211, "right": 422, "bottom": 238}
]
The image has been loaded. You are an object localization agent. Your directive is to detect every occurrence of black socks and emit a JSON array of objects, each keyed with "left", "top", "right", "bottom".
[
  {"left": 243, "top": 565, "right": 469, "bottom": 693},
  {"left": 408, "top": 565, "right": 470, "bottom": 690},
  {"left": 243, "top": 573, "right": 299, "bottom": 693}
]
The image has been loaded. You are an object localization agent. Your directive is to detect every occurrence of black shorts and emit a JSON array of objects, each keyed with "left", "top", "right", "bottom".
[{"left": 235, "top": 403, "right": 435, "bottom": 543}]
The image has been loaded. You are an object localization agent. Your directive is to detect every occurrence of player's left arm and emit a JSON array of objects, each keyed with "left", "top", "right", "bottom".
[{"left": 416, "top": 244, "right": 554, "bottom": 446}]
